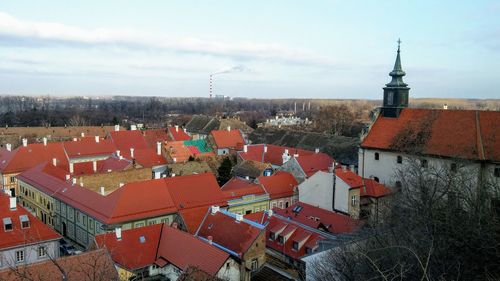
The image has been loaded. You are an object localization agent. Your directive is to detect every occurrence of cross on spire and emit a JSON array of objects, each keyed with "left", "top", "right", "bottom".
[{"left": 397, "top": 38, "right": 401, "bottom": 52}]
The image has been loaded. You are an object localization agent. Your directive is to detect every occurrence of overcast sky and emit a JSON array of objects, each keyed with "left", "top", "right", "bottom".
[{"left": 0, "top": 1, "right": 499, "bottom": 99}]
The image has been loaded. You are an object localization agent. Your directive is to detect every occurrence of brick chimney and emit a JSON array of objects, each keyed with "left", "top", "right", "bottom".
[
  {"left": 243, "top": 145, "right": 248, "bottom": 153},
  {"left": 156, "top": 142, "right": 162, "bottom": 156},
  {"left": 9, "top": 196, "right": 16, "bottom": 210},
  {"left": 175, "top": 125, "right": 179, "bottom": 133},
  {"left": 81, "top": 132, "right": 85, "bottom": 137},
  {"left": 227, "top": 126, "right": 231, "bottom": 131}
]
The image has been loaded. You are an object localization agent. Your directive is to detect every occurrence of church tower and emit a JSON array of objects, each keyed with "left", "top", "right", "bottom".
[{"left": 381, "top": 39, "right": 410, "bottom": 118}]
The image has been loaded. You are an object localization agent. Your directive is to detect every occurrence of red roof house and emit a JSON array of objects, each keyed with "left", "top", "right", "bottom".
[
  {"left": 168, "top": 126, "right": 191, "bottom": 141},
  {"left": 210, "top": 129, "right": 245, "bottom": 151},
  {"left": 237, "top": 144, "right": 314, "bottom": 167}
]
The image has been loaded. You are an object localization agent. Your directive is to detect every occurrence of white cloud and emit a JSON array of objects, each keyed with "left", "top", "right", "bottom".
[{"left": 0, "top": 11, "right": 334, "bottom": 67}]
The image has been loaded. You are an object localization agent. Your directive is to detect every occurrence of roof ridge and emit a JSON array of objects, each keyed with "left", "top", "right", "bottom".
[{"left": 475, "top": 111, "right": 486, "bottom": 160}]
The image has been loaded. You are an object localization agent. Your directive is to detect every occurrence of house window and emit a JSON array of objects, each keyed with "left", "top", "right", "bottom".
[
  {"left": 305, "top": 247, "right": 312, "bottom": 254},
  {"left": 421, "top": 159, "right": 428, "bottom": 168},
  {"left": 277, "top": 235, "right": 285, "bottom": 244},
  {"left": 3, "top": 218, "right": 13, "bottom": 231},
  {"left": 278, "top": 201, "right": 283, "bottom": 208},
  {"left": 20, "top": 215, "right": 30, "bottom": 229},
  {"left": 374, "top": 153, "right": 379, "bottom": 160},
  {"left": 292, "top": 241, "right": 299, "bottom": 251},
  {"left": 351, "top": 195, "right": 357, "bottom": 206},
  {"left": 245, "top": 210, "right": 252, "bottom": 215},
  {"left": 397, "top": 155, "right": 402, "bottom": 164},
  {"left": 161, "top": 218, "right": 170, "bottom": 225},
  {"left": 272, "top": 202, "right": 277, "bottom": 208},
  {"left": 450, "top": 163, "right": 457, "bottom": 173},
  {"left": 251, "top": 259, "right": 259, "bottom": 271},
  {"left": 395, "top": 181, "right": 402, "bottom": 189},
  {"left": 135, "top": 222, "right": 144, "bottom": 228},
  {"left": 38, "top": 246, "right": 47, "bottom": 258},
  {"left": 269, "top": 232, "right": 275, "bottom": 240},
  {"left": 16, "top": 250, "right": 25, "bottom": 263},
  {"left": 494, "top": 167, "right": 500, "bottom": 178},
  {"left": 10, "top": 176, "right": 15, "bottom": 183}
]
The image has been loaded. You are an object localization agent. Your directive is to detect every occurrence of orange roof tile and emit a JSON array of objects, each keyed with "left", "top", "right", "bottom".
[
  {"left": 0, "top": 193, "right": 61, "bottom": 250},
  {"left": 295, "top": 153, "right": 334, "bottom": 177},
  {"left": 210, "top": 129, "right": 245, "bottom": 149},
  {"left": 238, "top": 144, "right": 314, "bottom": 166},
  {"left": 257, "top": 171, "right": 298, "bottom": 199},
  {"left": 0, "top": 142, "right": 68, "bottom": 174},
  {"left": 361, "top": 108, "right": 500, "bottom": 161},
  {"left": 168, "top": 127, "right": 191, "bottom": 141}
]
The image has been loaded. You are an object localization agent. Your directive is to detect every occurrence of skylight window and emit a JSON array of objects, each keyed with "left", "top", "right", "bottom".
[
  {"left": 139, "top": 236, "right": 146, "bottom": 243},
  {"left": 292, "top": 205, "right": 303, "bottom": 213},
  {"left": 3, "top": 217, "right": 13, "bottom": 232},
  {"left": 20, "top": 215, "right": 30, "bottom": 229}
]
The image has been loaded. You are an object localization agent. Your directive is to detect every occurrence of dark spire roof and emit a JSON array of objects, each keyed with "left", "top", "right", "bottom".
[{"left": 386, "top": 38, "right": 408, "bottom": 88}]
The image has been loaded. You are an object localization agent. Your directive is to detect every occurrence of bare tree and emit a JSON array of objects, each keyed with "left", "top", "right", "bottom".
[{"left": 310, "top": 159, "right": 500, "bottom": 281}]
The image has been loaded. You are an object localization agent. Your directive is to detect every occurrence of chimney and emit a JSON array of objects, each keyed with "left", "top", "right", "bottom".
[
  {"left": 315, "top": 148, "right": 320, "bottom": 154},
  {"left": 183, "top": 128, "right": 187, "bottom": 133},
  {"left": 80, "top": 182, "right": 84, "bottom": 187},
  {"left": 73, "top": 137, "right": 77, "bottom": 142},
  {"left": 9, "top": 197, "right": 16, "bottom": 210},
  {"left": 227, "top": 125, "right": 231, "bottom": 131},
  {"left": 342, "top": 165, "right": 347, "bottom": 172},
  {"left": 284, "top": 149, "right": 289, "bottom": 155},
  {"left": 173, "top": 157, "right": 177, "bottom": 163},
  {"left": 130, "top": 148, "right": 134, "bottom": 158},
  {"left": 52, "top": 158, "right": 57, "bottom": 166},
  {"left": 267, "top": 209, "right": 273, "bottom": 217},
  {"left": 22, "top": 138, "right": 28, "bottom": 147},
  {"left": 245, "top": 176, "right": 250, "bottom": 180},
  {"left": 6, "top": 143, "right": 11, "bottom": 151},
  {"left": 92, "top": 161, "right": 97, "bottom": 172},
  {"left": 100, "top": 186, "right": 105, "bottom": 195},
  {"left": 211, "top": 206, "right": 220, "bottom": 215},
  {"left": 115, "top": 227, "right": 122, "bottom": 240},
  {"left": 81, "top": 132, "right": 85, "bottom": 137},
  {"left": 130, "top": 124, "right": 137, "bottom": 131},
  {"left": 207, "top": 236, "right": 213, "bottom": 245},
  {"left": 69, "top": 162, "right": 74, "bottom": 174},
  {"left": 349, "top": 165, "right": 355, "bottom": 172},
  {"left": 264, "top": 145, "right": 267, "bottom": 153},
  {"left": 116, "top": 150, "right": 121, "bottom": 157},
  {"left": 293, "top": 154, "right": 299, "bottom": 158},
  {"left": 156, "top": 142, "right": 162, "bottom": 156},
  {"left": 119, "top": 182, "right": 124, "bottom": 188},
  {"left": 95, "top": 136, "right": 100, "bottom": 143},
  {"left": 235, "top": 214, "right": 244, "bottom": 222},
  {"left": 43, "top": 137, "right": 48, "bottom": 146},
  {"left": 175, "top": 125, "right": 179, "bottom": 132},
  {"left": 171, "top": 173, "right": 176, "bottom": 177},
  {"left": 443, "top": 104, "right": 448, "bottom": 110},
  {"left": 243, "top": 145, "right": 248, "bottom": 153},
  {"left": 114, "top": 125, "right": 120, "bottom": 131},
  {"left": 65, "top": 174, "right": 70, "bottom": 181},
  {"left": 72, "top": 178, "right": 77, "bottom": 185}
]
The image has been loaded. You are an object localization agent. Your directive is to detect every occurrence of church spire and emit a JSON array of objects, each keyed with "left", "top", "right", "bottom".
[
  {"left": 386, "top": 38, "right": 407, "bottom": 88},
  {"left": 381, "top": 39, "right": 410, "bottom": 118}
]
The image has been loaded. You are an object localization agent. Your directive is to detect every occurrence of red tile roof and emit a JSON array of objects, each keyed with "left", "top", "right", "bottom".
[
  {"left": 210, "top": 129, "right": 245, "bottom": 149},
  {"left": 196, "top": 210, "right": 264, "bottom": 257},
  {"left": 264, "top": 215, "right": 325, "bottom": 260},
  {"left": 360, "top": 179, "right": 392, "bottom": 198},
  {"left": 71, "top": 157, "right": 131, "bottom": 175},
  {"left": 335, "top": 168, "right": 364, "bottom": 189},
  {"left": 95, "top": 224, "right": 230, "bottom": 275},
  {"left": 157, "top": 225, "right": 230, "bottom": 275},
  {"left": 165, "top": 141, "right": 193, "bottom": 163},
  {"left": 273, "top": 202, "right": 360, "bottom": 234},
  {"left": 94, "top": 224, "right": 162, "bottom": 270},
  {"left": 143, "top": 128, "right": 172, "bottom": 147},
  {"left": 243, "top": 211, "right": 268, "bottom": 225},
  {"left": 238, "top": 144, "right": 314, "bottom": 166},
  {"left": 63, "top": 137, "right": 116, "bottom": 159},
  {"left": 0, "top": 249, "right": 118, "bottom": 281},
  {"left": 221, "top": 177, "right": 266, "bottom": 200},
  {"left": 132, "top": 148, "right": 167, "bottom": 167},
  {"left": 295, "top": 153, "right": 334, "bottom": 177},
  {"left": 0, "top": 193, "right": 61, "bottom": 250},
  {"left": 168, "top": 127, "right": 191, "bottom": 141},
  {"left": 108, "top": 130, "right": 149, "bottom": 159},
  {"left": 361, "top": 108, "right": 500, "bottom": 161},
  {"left": 179, "top": 206, "right": 211, "bottom": 234},
  {"left": 166, "top": 173, "right": 226, "bottom": 210},
  {"left": 257, "top": 171, "right": 298, "bottom": 199},
  {"left": 0, "top": 143, "right": 68, "bottom": 174}
]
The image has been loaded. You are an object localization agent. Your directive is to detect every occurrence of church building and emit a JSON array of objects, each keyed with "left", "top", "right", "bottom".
[{"left": 358, "top": 41, "right": 500, "bottom": 188}]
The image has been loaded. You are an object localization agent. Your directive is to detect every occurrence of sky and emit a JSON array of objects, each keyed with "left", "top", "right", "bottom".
[{"left": 0, "top": 1, "right": 499, "bottom": 99}]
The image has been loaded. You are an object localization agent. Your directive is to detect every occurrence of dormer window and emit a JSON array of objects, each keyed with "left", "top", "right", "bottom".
[
  {"left": 269, "top": 232, "right": 275, "bottom": 240},
  {"left": 277, "top": 235, "right": 284, "bottom": 244},
  {"left": 292, "top": 241, "right": 299, "bottom": 251},
  {"left": 3, "top": 218, "right": 13, "bottom": 232},
  {"left": 305, "top": 247, "right": 312, "bottom": 254},
  {"left": 20, "top": 215, "right": 30, "bottom": 229}
]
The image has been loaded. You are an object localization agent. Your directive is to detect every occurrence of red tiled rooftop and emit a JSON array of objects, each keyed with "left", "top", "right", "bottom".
[
  {"left": 0, "top": 193, "right": 61, "bottom": 250},
  {"left": 64, "top": 137, "right": 116, "bottom": 159},
  {"left": 238, "top": 144, "right": 314, "bottom": 166},
  {"left": 273, "top": 202, "right": 360, "bottom": 234},
  {"left": 257, "top": 171, "right": 298, "bottom": 199},
  {"left": 143, "top": 128, "right": 172, "bottom": 147},
  {"left": 196, "top": 210, "right": 264, "bottom": 256},
  {"left": 133, "top": 148, "right": 167, "bottom": 167},
  {"left": 360, "top": 179, "right": 392, "bottom": 198},
  {"left": 335, "top": 168, "right": 364, "bottom": 189},
  {"left": 295, "top": 153, "right": 334, "bottom": 177},
  {"left": 210, "top": 129, "right": 245, "bottom": 149},
  {"left": 168, "top": 127, "right": 191, "bottom": 141},
  {"left": 165, "top": 141, "right": 193, "bottom": 163},
  {"left": 221, "top": 177, "right": 266, "bottom": 200},
  {"left": 179, "top": 206, "right": 210, "bottom": 234},
  {"left": 361, "top": 108, "right": 500, "bottom": 161},
  {"left": 108, "top": 130, "right": 149, "bottom": 159},
  {"left": 0, "top": 142, "right": 68, "bottom": 174}
]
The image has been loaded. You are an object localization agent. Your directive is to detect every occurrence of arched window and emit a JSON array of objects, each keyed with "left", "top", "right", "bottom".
[
  {"left": 374, "top": 152, "right": 379, "bottom": 160},
  {"left": 397, "top": 155, "right": 403, "bottom": 164}
]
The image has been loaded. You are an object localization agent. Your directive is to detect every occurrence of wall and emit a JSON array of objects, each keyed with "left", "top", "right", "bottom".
[
  {"left": 240, "top": 230, "right": 266, "bottom": 281},
  {"left": 334, "top": 178, "right": 350, "bottom": 214},
  {"left": 0, "top": 240, "right": 59, "bottom": 270},
  {"left": 269, "top": 196, "right": 295, "bottom": 210},
  {"left": 18, "top": 181, "right": 56, "bottom": 227},
  {"left": 227, "top": 194, "right": 269, "bottom": 215},
  {"left": 280, "top": 158, "right": 306, "bottom": 183},
  {"left": 298, "top": 171, "right": 334, "bottom": 211},
  {"left": 217, "top": 148, "right": 230, "bottom": 156},
  {"left": 216, "top": 258, "right": 240, "bottom": 281}
]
